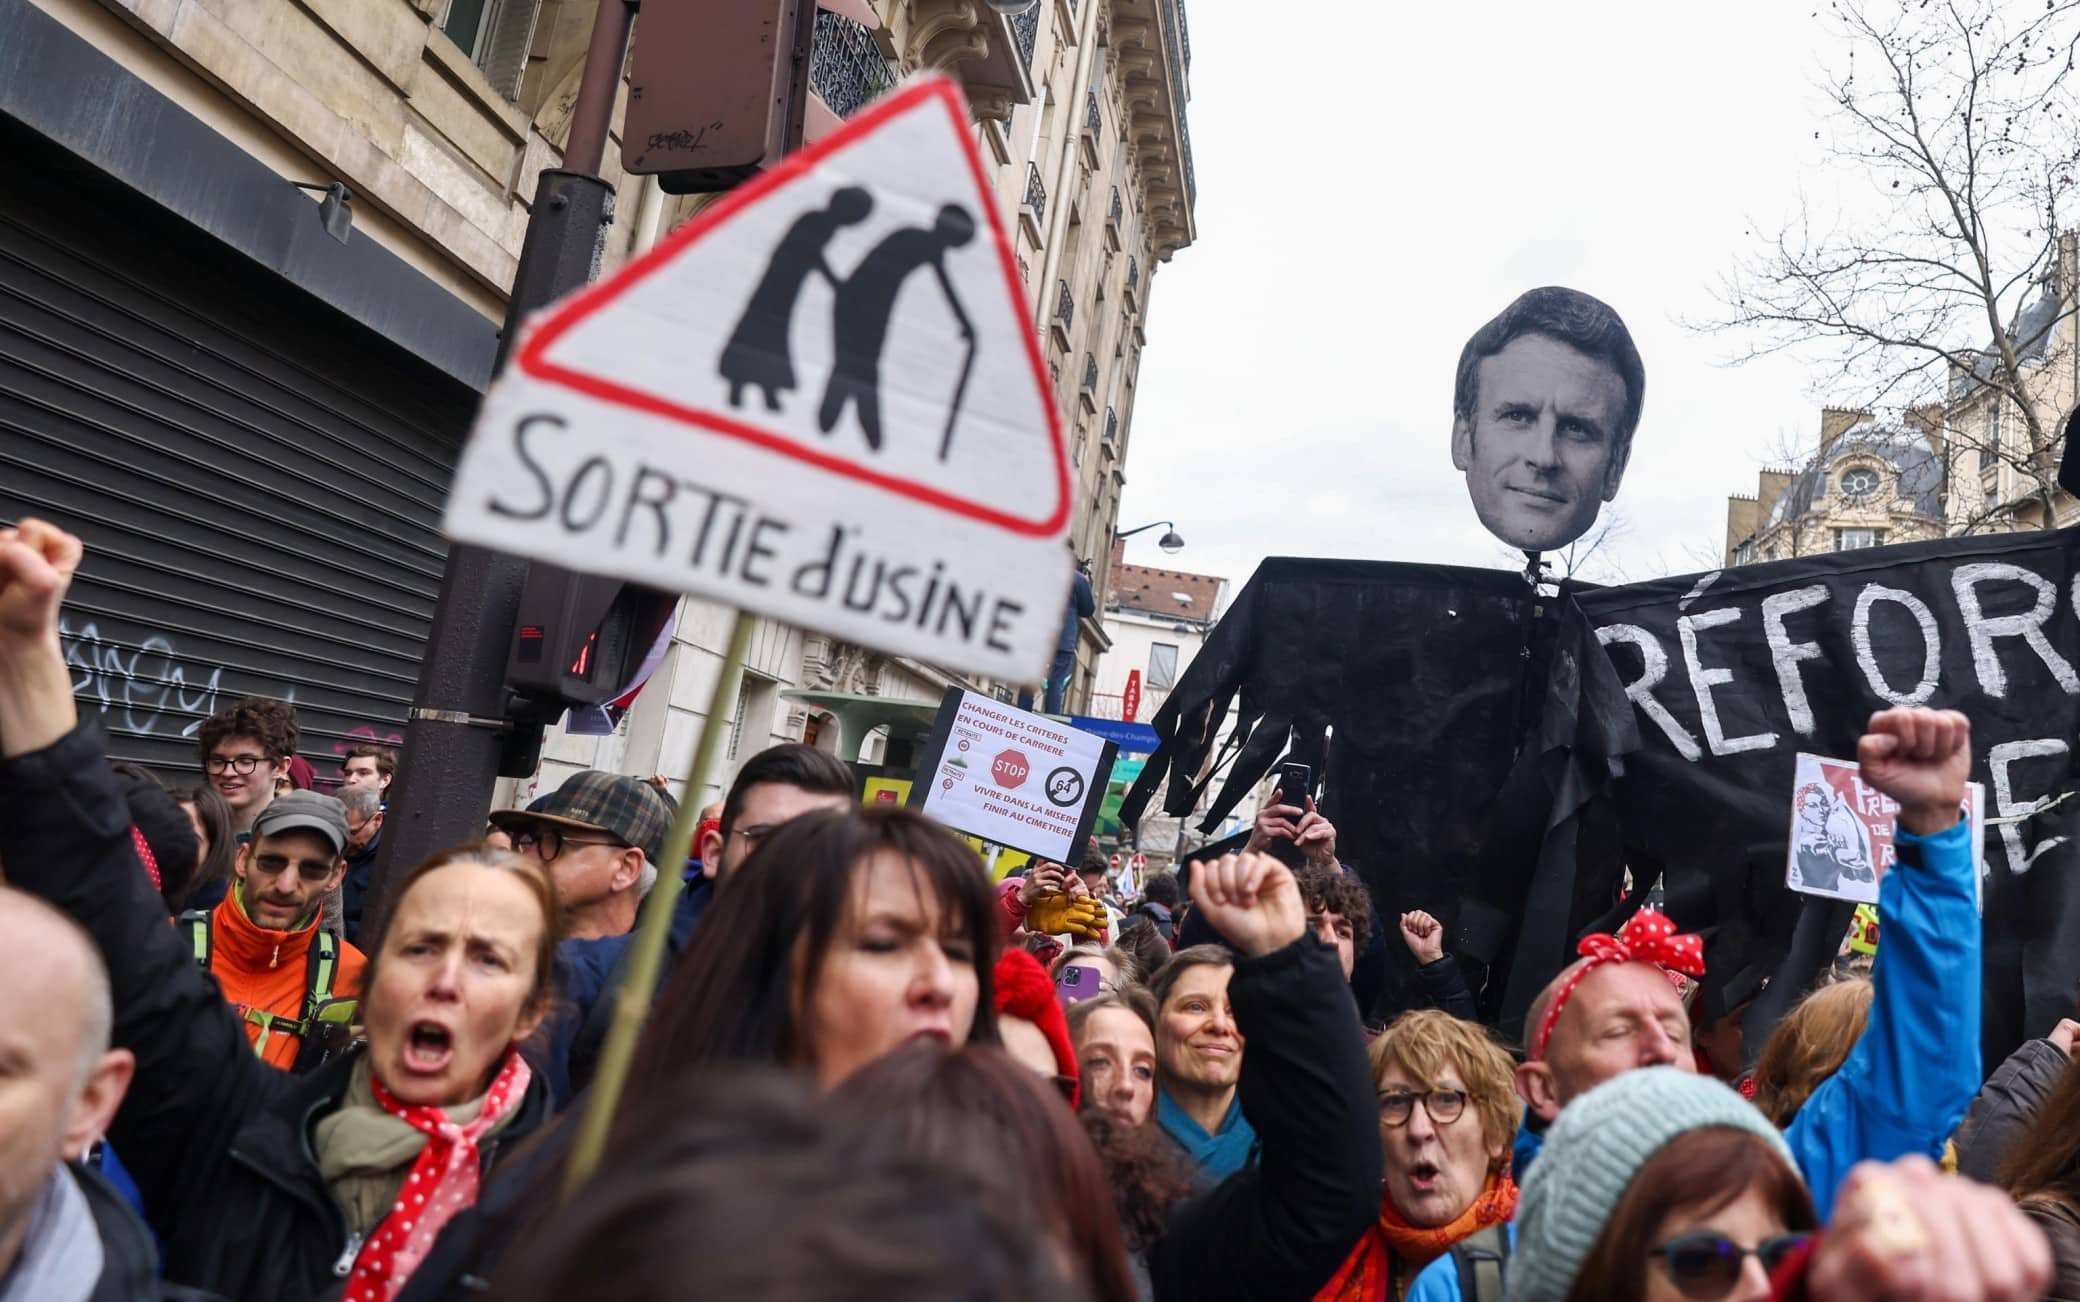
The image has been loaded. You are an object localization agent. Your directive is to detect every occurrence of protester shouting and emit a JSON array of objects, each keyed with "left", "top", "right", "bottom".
[
  {"left": 1509, "top": 1067, "right": 2048, "bottom": 1302},
  {"left": 0, "top": 518, "right": 564, "bottom": 1302},
  {"left": 395, "top": 804, "right": 1003, "bottom": 1300},
  {"left": 1317, "top": 1011, "right": 1519, "bottom": 1299}
]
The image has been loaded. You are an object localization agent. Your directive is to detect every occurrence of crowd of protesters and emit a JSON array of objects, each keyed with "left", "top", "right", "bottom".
[{"left": 0, "top": 514, "right": 2066, "bottom": 1302}]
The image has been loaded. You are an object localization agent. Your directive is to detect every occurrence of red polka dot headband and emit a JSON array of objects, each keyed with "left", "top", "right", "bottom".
[{"left": 1528, "top": 909, "right": 1705, "bottom": 1062}]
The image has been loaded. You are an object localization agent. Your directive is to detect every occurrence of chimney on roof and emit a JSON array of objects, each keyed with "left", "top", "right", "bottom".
[{"left": 1820, "top": 407, "right": 1870, "bottom": 454}]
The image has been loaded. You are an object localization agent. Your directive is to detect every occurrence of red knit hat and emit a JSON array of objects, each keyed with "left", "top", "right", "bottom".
[{"left": 993, "top": 949, "right": 1080, "bottom": 1108}]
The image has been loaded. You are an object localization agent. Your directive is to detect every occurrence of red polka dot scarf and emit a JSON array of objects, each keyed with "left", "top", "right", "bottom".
[
  {"left": 1528, "top": 909, "right": 1705, "bottom": 1062},
  {"left": 343, "top": 1051, "right": 532, "bottom": 1302}
]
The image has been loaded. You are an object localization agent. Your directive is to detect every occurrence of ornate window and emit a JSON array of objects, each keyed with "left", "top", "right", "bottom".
[{"left": 1838, "top": 467, "right": 1880, "bottom": 499}]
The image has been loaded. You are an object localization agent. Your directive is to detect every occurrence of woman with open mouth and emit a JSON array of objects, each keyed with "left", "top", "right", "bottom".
[
  {"left": 391, "top": 802, "right": 1008, "bottom": 1298},
  {"left": 1316, "top": 1009, "right": 1520, "bottom": 1300},
  {"left": 0, "top": 516, "right": 567, "bottom": 1302}
]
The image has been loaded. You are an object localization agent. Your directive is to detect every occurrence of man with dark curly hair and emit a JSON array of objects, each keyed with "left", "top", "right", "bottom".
[
  {"left": 1294, "top": 863, "right": 1372, "bottom": 981},
  {"left": 195, "top": 697, "right": 299, "bottom": 839}
]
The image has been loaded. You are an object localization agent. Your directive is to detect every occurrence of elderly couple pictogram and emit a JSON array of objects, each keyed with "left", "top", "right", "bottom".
[{"left": 719, "top": 186, "right": 978, "bottom": 461}]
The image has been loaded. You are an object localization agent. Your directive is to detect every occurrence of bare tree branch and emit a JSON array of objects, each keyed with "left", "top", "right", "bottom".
[{"left": 1698, "top": 0, "right": 2080, "bottom": 534}]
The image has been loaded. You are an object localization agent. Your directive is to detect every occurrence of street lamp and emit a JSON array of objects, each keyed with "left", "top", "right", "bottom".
[{"left": 1116, "top": 520, "right": 1185, "bottom": 554}]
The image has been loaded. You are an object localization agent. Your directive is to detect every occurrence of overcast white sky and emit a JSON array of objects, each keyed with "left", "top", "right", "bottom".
[{"left": 1114, "top": 0, "right": 1860, "bottom": 592}]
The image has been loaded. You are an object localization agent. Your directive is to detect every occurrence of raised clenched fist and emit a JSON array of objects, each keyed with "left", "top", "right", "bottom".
[
  {"left": 1189, "top": 851, "right": 1304, "bottom": 959},
  {"left": 1857, "top": 708, "right": 1971, "bottom": 837}
]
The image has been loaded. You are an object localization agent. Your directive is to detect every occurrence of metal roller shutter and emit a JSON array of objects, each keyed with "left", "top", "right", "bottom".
[{"left": 0, "top": 156, "right": 479, "bottom": 787}]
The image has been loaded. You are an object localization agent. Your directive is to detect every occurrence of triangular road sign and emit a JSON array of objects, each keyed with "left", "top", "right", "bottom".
[{"left": 446, "top": 76, "right": 1074, "bottom": 681}]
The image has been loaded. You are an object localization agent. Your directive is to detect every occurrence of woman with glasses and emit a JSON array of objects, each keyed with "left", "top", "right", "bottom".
[
  {"left": 1511, "top": 1066, "right": 2048, "bottom": 1302},
  {"left": 1316, "top": 1010, "right": 1519, "bottom": 1299}
]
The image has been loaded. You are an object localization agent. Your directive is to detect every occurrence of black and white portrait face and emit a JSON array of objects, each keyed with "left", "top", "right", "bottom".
[{"left": 1450, "top": 287, "right": 1645, "bottom": 555}]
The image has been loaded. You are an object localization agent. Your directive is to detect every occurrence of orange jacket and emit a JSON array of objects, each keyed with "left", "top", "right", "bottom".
[{"left": 204, "top": 888, "right": 367, "bottom": 1070}]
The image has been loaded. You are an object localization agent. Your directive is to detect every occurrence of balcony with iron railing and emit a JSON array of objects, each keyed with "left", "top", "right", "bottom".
[
  {"left": 1163, "top": 0, "right": 1195, "bottom": 206},
  {"left": 1085, "top": 90, "right": 1102, "bottom": 137},
  {"left": 1023, "top": 160, "right": 1048, "bottom": 228},
  {"left": 1055, "top": 280, "right": 1075, "bottom": 334},
  {"left": 1125, "top": 256, "right": 1140, "bottom": 292},
  {"left": 1104, "top": 405, "right": 1119, "bottom": 447},
  {"left": 1012, "top": 4, "right": 1040, "bottom": 66},
  {"left": 1109, "top": 185, "right": 1123, "bottom": 224},
  {"left": 810, "top": 11, "right": 897, "bottom": 121},
  {"left": 1083, "top": 353, "right": 1099, "bottom": 392}
]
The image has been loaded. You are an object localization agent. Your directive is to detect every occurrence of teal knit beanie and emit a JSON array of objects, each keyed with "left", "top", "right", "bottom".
[{"left": 1511, "top": 1066, "right": 1796, "bottom": 1302}]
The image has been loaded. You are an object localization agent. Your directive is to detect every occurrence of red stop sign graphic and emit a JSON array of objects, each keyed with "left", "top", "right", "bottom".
[{"left": 991, "top": 749, "right": 1030, "bottom": 789}]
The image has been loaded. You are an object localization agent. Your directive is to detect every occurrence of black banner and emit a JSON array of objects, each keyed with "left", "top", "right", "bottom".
[
  {"left": 1123, "top": 533, "right": 2080, "bottom": 1064},
  {"left": 1551, "top": 527, "right": 2080, "bottom": 1064}
]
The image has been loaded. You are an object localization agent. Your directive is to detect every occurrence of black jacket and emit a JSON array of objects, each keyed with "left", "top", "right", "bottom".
[
  {"left": 341, "top": 832, "right": 381, "bottom": 946},
  {"left": 1954, "top": 1036, "right": 2070, "bottom": 1183},
  {"left": 1148, "top": 937, "right": 1382, "bottom": 1301},
  {"left": 68, "top": 1161, "right": 162, "bottom": 1302},
  {"left": 0, "top": 725, "right": 550, "bottom": 1302}
]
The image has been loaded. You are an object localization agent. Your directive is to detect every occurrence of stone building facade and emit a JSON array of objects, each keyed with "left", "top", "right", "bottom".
[
  {"left": 1724, "top": 408, "right": 1948, "bottom": 566},
  {"left": 2, "top": 0, "right": 1193, "bottom": 802}
]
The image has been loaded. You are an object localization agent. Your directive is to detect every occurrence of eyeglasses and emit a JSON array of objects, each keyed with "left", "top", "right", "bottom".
[
  {"left": 1376, "top": 1088, "right": 1469, "bottom": 1127},
  {"left": 729, "top": 823, "right": 781, "bottom": 849},
  {"left": 206, "top": 754, "right": 272, "bottom": 775},
  {"left": 511, "top": 827, "right": 628, "bottom": 862},
  {"left": 250, "top": 853, "right": 338, "bottom": 884},
  {"left": 1647, "top": 1232, "right": 1812, "bottom": 1300}
]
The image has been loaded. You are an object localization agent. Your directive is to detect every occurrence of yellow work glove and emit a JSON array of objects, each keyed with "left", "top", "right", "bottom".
[{"left": 1027, "top": 891, "right": 1110, "bottom": 942}]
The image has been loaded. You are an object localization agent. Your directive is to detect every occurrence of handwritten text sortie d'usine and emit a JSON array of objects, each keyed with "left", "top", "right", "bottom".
[{"left": 482, "top": 413, "right": 1029, "bottom": 656}]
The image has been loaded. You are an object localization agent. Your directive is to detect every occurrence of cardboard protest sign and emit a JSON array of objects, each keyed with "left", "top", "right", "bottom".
[
  {"left": 1784, "top": 753, "right": 1984, "bottom": 909},
  {"left": 444, "top": 76, "right": 1071, "bottom": 681},
  {"left": 910, "top": 686, "right": 1116, "bottom": 864},
  {"left": 1449, "top": 287, "right": 1645, "bottom": 555}
]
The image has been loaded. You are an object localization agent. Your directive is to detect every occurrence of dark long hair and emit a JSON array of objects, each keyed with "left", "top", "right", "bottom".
[
  {"left": 1565, "top": 1128, "right": 1817, "bottom": 1302},
  {"left": 170, "top": 785, "right": 235, "bottom": 908},
  {"left": 491, "top": 1069, "right": 1084, "bottom": 1302},
  {"left": 628, "top": 805, "right": 1000, "bottom": 1110},
  {"left": 2001, "top": 1049, "right": 2080, "bottom": 1205},
  {"left": 841, "top": 1043, "right": 1138, "bottom": 1302}
]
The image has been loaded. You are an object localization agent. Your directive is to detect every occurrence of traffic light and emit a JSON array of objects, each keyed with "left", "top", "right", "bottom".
[
  {"left": 500, "top": 563, "right": 677, "bottom": 776},
  {"left": 621, "top": 0, "right": 817, "bottom": 194}
]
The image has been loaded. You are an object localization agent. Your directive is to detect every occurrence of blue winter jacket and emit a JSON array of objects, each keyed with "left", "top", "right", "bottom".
[{"left": 1406, "top": 818, "right": 1981, "bottom": 1299}]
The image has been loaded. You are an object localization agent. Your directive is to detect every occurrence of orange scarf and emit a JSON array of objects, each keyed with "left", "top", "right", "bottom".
[{"left": 1314, "top": 1170, "right": 1519, "bottom": 1302}]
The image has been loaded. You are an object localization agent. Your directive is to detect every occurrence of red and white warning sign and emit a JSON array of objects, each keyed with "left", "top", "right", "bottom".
[{"left": 445, "top": 76, "right": 1072, "bottom": 680}]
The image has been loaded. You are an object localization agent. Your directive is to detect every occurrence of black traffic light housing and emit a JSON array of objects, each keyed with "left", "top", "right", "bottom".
[{"left": 498, "top": 563, "right": 677, "bottom": 776}]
